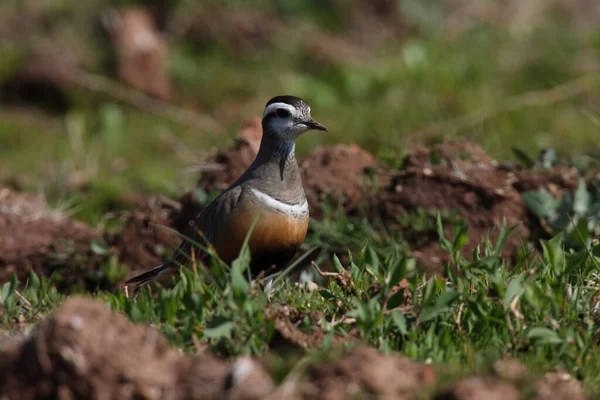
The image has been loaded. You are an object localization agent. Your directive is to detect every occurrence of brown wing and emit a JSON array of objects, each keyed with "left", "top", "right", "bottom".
[
  {"left": 169, "top": 185, "right": 244, "bottom": 268},
  {"left": 125, "top": 185, "right": 244, "bottom": 292}
]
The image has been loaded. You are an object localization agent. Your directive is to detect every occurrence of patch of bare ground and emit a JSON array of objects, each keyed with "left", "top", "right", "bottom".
[
  {"left": 371, "top": 141, "right": 530, "bottom": 273},
  {"left": 300, "top": 144, "right": 379, "bottom": 220},
  {"left": 0, "top": 188, "right": 101, "bottom": 289},
  {"left": 433, "top": 377, "right": 520, "bottom": 400},
  {"left": 535, "top": 371, "right": 586, "bottom": 400},
  {"left": 105, "top": 195, "right": 182, "bottom": 278},
  {"left": 297, "top": 345, "right": 435, "bottom": 400}
]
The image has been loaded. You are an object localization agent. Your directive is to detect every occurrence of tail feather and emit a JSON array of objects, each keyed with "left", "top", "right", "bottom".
[
  {"left": 124, "top": 241, "right": 196, "bottom": 295},
  {"left": 125, "top": 263, "right": 170, "bottom": 294}
]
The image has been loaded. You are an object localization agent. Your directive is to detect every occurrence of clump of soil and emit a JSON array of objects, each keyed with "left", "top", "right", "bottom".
[
  {"left": 0, "top": 298, "right": 275, "bottom": 400},
  {"left": 433, "top": 377, "right": 520, "bottom": 400},
  {"left": 300, "top": 144, "right": 377, "bottom": 220},
  {"left": 106, "top": 195, "right": 182, "bottom": 277},
  {"left": 197, "top": 118, "right": 262, "bottom": 193},
  {"left": 298, "top": 345, "right": 435, "bottom": 399},
  {"left": 535, "top": 371, "right": 586, "bottom": 400},
  {"left": 0, "top": 188, "right": 101, "bottom": 289},
  {"left": 511, "top": 166, "right": 585, "bottom": 194},
  {"left": 0, "top": 297, "right": 182, "bottom": 399},
  {"left": 267, "top": 304, "right": 351, "bottom": 352},
  {"left": 104, "top": 7, "right": 172, "bottom": 100},
  {"left": 372, "top": 141, "right": 531, "bottom": 273},
  {"left": 0, "top": 52, "right": 73, "bottom": 114}
]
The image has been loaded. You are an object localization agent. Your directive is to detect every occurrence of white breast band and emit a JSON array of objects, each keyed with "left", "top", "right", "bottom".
[{"left": 249, "top": 188, "right": 308, "bottom": 219}]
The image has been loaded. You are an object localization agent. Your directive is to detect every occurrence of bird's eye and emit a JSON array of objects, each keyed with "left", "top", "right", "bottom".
[{"left": 276, "top": 108, "right": 290, "bottom": 118}]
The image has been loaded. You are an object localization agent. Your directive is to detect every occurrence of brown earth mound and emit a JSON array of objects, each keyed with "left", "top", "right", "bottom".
[
  {"left": 106, "top": 195, "right": 182, "bottom": 277},
  {"left": 300, "top": 144, "right": 377, "bottom": 220},
  {"left": 197, "top": 118, "right": 262, "bottom": 193},
  {"left": 0, "top": 298, "right": 274, "bottom": 400},
  {"left": 434, "top": 377, "right": 520, "bottom": 400},
  {"left": 298, "top": 345, "right": 436, "bottom": 399},
  {"left": 372, "top": 141, "right": 531, "bottom": 273},
  {"left": 0, "top": 188, "right": 101, "bottom": 288}
]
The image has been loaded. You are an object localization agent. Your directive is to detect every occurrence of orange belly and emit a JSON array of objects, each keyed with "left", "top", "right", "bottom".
[{"left": 214, "top": 206, "right": 309, "bottom": 274}]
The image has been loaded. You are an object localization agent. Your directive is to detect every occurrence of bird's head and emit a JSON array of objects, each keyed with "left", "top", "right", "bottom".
[{"left": 261, "top": 95, "right": 327, "bottom": 141}]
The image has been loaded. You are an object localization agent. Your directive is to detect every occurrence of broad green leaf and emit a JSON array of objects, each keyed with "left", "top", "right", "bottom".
[
  {"left": 526, "top": 327, "right": 562, "bottom": 344},
  {"left": 420, "top": 290, "right": 459, "bottom": 323},
  {"left": 503, "top": 276, "right": 523, "bottom": 310},
  {"left": 367, "top": 247, "right": 380, "bottom": 273},
  {"left": 204, "top": 319, "right": 234, "bottom": 339},
  {"left": 333, "top": 254, "right": 344, "bottom": 273},
  {"left": 90, "top": 239, "right": 109, "bottom": 256},
  {"left": 452, "top": 220, "right": 469, "bottom": 249},
  {"left": 387, "top": 259, "right": 407, "bottom": 291},
  {"left": 436, "top": 214, "right": 453, "bottom": 252},
  {"left": 319, "top": 289, "right": 336, "bottom": 301},
  {"left": 231, "top": 241, "right": 250, "bottom": 300},
  {"left": 541, "top": 236, "right": 566, "bottom": 274},
  {"left": 392, "top": 311, "right": 408, "bottom": 335},
  {"left": 573, "top": 179, "right": 590, "bottom": 215},
  {"left": 521, "top": 189, "right": 559, "bottom": 220}
]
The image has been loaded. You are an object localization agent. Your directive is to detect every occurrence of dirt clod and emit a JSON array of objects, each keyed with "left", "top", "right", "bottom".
[
  {"left": 197, "top": 118, "right": 261, "bottom": 193},
  {"left": 107, "top": 195, "right": 181, "bottom": 278},
  {"left": 434, "top": 377, "right": 520, "bottom": 400},
  {"left": 0, "top": 188, "right": 100, "bottom": 288},
  {"left": 374, "top": 141, "right": 530, "bottom": 273},
  {"left": 268, "top": 304, "right": 350, "bottom": 351},
  {"left": 106, "top": 7, "right": 172, "bottom": 100},
  {"left": 535, "top": 371, "right": 585, "bottom": 400},
  {"left": 0, "top": 298, "right": 182, "bottom": 399},
  {"left": 298, "top": 345, "right": 435, "bottom": 399},
  {"left": 0, "top": 298, "right": 275, "bottom": 400},
  {"left": 301, "top": 144, "right": 377, "bottom": 220}
]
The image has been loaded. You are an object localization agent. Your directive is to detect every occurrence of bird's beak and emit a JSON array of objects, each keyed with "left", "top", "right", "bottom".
[{"left": 305, "top": 119, "right": 328, "bottom": 132}]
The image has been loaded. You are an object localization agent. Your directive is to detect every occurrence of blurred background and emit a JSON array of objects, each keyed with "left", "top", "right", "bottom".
[{"left": 1, "top": 0, "right": 599, "bottom": 222}]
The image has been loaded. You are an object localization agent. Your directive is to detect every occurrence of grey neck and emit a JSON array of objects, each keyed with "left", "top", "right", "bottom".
[{"left": 237, "top": 132, "right": 306, "bottom": 204}]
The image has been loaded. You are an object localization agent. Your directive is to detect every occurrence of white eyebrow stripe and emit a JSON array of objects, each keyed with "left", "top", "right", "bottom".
[
  {"left": 249, "top": 187, "right": 309, "bottom": 219},
  {"left": 262, "top": 102, "right": 298, "bottom": 118}
]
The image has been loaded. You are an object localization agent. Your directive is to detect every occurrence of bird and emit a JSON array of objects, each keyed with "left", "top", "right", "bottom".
[{"left": 125, "top": 95, "right": 327, "bottom": 293}]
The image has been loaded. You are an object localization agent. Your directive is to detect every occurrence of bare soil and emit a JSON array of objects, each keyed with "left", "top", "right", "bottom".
[
  {"left": 105, "top": 195, "right": 182, "bottom": 278},
  {"left": 298, "top": 345, "right": 436, "bottom": 400},
  {"left": 0, "top": 188, "right": 101, "bottom": 290},
  {"left": 371, "top": 141, "right": 531, "bottom": 274}
]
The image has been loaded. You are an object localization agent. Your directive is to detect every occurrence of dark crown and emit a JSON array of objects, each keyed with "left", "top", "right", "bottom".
[{"left": 265, "top": 95, "right": 306, "bottom": 109}]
